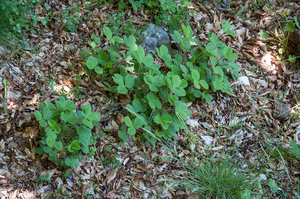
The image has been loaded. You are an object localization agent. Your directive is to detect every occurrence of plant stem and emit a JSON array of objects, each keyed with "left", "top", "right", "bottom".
[{"left": 3, "top": 79, "right": 8, "bottom": 113}]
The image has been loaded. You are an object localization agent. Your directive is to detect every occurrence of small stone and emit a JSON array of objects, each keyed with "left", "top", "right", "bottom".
[
  {"left": 273, "top": 101, "right": 290, "bottom": 120},
  {"left": 237, "top": 76, "right": 250, "bottom": 86},
  {"left": 140, "top": 24, "right": 171, "bottom": 54}
]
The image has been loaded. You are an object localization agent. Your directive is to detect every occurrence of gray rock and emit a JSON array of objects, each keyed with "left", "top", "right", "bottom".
[
  {"left": 140, "top": 23, "right": 171, "bottom": 54},
  {"left": 237, "top": 76, "right": 250, "bottom": 86},
  {"left": 273, "top": 101, "right": 290, "bottom": 120}
]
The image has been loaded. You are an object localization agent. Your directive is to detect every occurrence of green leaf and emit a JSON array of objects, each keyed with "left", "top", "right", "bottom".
[
  {"left": 39, "top": 103, "right": 46, "bottom": 111},
  {"left": 191, "top": 69, "right": 200, "bottom": 81},
  {"left": 48, "top": 120, "right": 61, "bottom": 134},
  {"left": 175, "top": 101, "right": 191, "bottom": 119},
  {"left": 156, "top": 45, "right": 171, "bottom": 61},
  {"left": 79, "top": 136, "right": 89, "bottom": 146},
  {"left": 240, "top": 189, "right": 251, "bottom": 199},
  {"left": 40, "top": 119, "right": 48, "bottom": 127},
  {"left": 213, "top": 66, "right": 224, "bottom": 76},
  {"left": 285, "top": 22, "right": 295, "bottom": 32},
  {"left": 132, "top": 98, "right": 142, "bottom": 112},
  {"left": 267, "top": 179, "right": 278, "bottom": 193},
  {"left": 290, "top": 141, "right": 299, "bottom": 150},
  {"left": 172, "top": 75, "right": 181, "bottom": 88},
  {"left": 126, "top": 104, "right": 135, "bottom": 113},
  {"left": 260, "top": 31, "right": 268, "bottom": 39},
  {"left": 161, "top": 115, "right": 173, "bottom": 123},
  {"left": 175, "top": 54, "right": 183, "bottom": 66},
  {"left": 182, "top": 1, "right": 193, "bottom": 6},
  {"left": 124, "top": 116, "right": 133, "bottom": 127},
  {"left": 112, "top": 36, "right": 124, "bottom": 43},
  {"left": 118, "top": 130, "right": 128, "bottom": 142},
  {"left": 136, "top": 46, "right": 145, "bottom": 64},
  {"left": 134, "top": 117, "right": 144, "bottom": 128},
  {"left": 225, "top": 53, "right": 238, "bottom": 59},
  {"left": 206, "top": 43, "right": 219, "bottom": 57},
  {"left": 210, "top": 56, "right": 217, "bottom": 67},
  {"left": 154, "top": 99, "right": 162, "bottom": 109},
  {"left": 168, "top": 95, "right": 178, "bottom": 105},
  {"left": 180, "top": 65, "right": 188, "bottom": 74},
  {"left": 129, "top": 43, "right": 138, "bottom": 52},
  {"left": 68, "top": 116, "right": 78, "bottom": 125},
  {"left": 92, "top": 33, "right": 101, "bottom": 44},
  {"left": 65, "top": 157, "right": 79, "bottom": 170},
  {"left": 173, "top": 88, "right": 186, "bottom": 96},
  {"left": 77, "top": 125, "right": 91, "bottom": 137},
  {"left": 54, "top": 141, "right": 63, "bottom": 150},
  {"left": 142, "top": 54, "right": 153, "bottom": 66},
  {"left": 36, "top": 147, "right": 44, "bottom": 155},
  {"left": 34, "top": 111, "right": 43, "bottom": 120},
  {"left": 117, "top": 84, "right": 128, "bottom": 94},
  {"left": 182, "top": 25, "right": 193, "bottom": 40},
  {"left": 95, "top": 66, "right": 103, "bottom": 74},
  {"left": 222, "top": 21, "right": 236, "bottom": 36},
  {"left": 128, "top": 127, "right": 136, "bottom": 135},
  {"left": 83, "top": 118, "right": 93, "bottom": 128},
  {"left": 82, "top": 103, "right": 91, "bottom": 118},
  {"left": 204, "top": 93, "right": 213, "bottom": 104},
  {"left": 124, "top": 35, "right": 136, "bottom": 47},
  {"left": 86, "top": 56, "right": 98, "bottom": 70},
  {"left": 154, "top": 114, "right": 161, "bottom": 124},
  {"left": 43, "top": 107, "right": 52, "bottom": 120},
  {"left": 103, "top": 27, "right": 112, "bottom": 39},
  {"left": 79, "top": 49, "right": 90, "bottom": 57},
  {"left": 125, "top": 74, "right": 135, "bottom": 89},
  {"left": 44, "top": 100, "right": 56, "bottom": 109},
  {"left": 113, "top": 74, "right": 124, "bottom": 85},
  {"left": 61, "top": 110, "right": 72, "bottom": 122},
  {"left": 149, "top": 84, "right": 158, "bottom": 92},
  {"left": 194, "top": 80, "right": 200, "bottom": 89},
  {"left": 88, "top": 41, "right": 97, "bottom": 48},
  {"left": 46, "top": 131, "right": 57, "bottom": 147},
  {"left": 209, "top": 33, "right": 218, "bottom": 43},
  {"left": 199, "top": 80, "right": 209, "bottom": 89},
  {"left": 68, "top": 140, "right": 81, "bottom": 152}
]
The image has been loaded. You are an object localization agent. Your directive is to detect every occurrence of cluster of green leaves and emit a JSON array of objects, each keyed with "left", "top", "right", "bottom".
[
  {"left": 34, "top": 96, "right": 100, "bottom": 170},
  {"left": 55, "top": 186, "right": 70, "bottom": 198},
  {"left": 290, "top": 141, "right": 300, "bottom": 156},
  {"left": 81, "top": 21, "right": 240, "bottom": 146},
  {"left": 259, "top": 8, "right": 300, "bottom": 61},
  {"left": 0, "top": 0, "right": 33, "bottom": 50},
  {"left": 102, "top": 12, "right": 126, "bottom": 37},
  {"left": 35, "top": 172, "right": 51, "bottom": 184},
  {"left": 158, "top": 141, "right": 267, "bottom": 198},
  {"left": 60, "top": 7, "right": 82, "bottom": 32},
  {"left": 115, "top": 0, "right": 192, "bottom": 33},
  {"left": 80, "top": 28, "right": 124, "bottom": 88},
  {"left": 67, "top": 74, "right": 87, "bottom": 100}
]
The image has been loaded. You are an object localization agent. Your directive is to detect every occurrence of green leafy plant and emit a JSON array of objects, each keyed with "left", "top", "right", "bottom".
[
  {"left": 34, "top": 96, "right": 100, "bottom": 170},
  {"left": 155, "top": 135, "right": 265, "bottom": 198},
  {"left": 67, "top": 74, "right": 87, "bottom": 100},
  {"left": 55, "top": 186, "right": 70, "bottom": 198},
  {"left": 81, "top": 22, "right": 240, "bottom": 146},
  {"left": 35, "top": 172, "right": 51, "bottom": 184},
  {"left": 259, "top": 8, "right": 297, "bottom": 61},
  {"left": 0, "top": 0, "right": 33, "bottom": 51},
  {"left": 290, "top": 141, "right": 300, "bottom": 156}
]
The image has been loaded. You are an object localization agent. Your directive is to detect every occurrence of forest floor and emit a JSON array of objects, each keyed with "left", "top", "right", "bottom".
[{"left": 1, "top": 0, "right": 300, "bottom": 198}]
